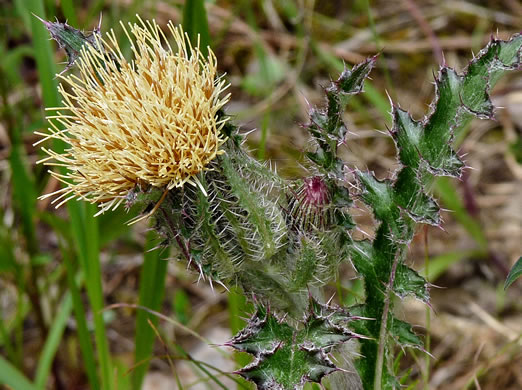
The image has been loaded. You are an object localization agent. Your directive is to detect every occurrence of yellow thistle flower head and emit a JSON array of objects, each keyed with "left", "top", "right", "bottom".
[{"left": 37, "top": 18, "right": 230, "bottom": 214}]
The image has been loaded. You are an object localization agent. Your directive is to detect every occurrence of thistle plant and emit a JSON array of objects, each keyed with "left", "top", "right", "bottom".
[{"left": 38, "top": 16, "right": 521, "bottom": 390}]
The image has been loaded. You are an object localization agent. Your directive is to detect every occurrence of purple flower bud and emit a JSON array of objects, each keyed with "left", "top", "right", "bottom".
[{"left": 289, "top": 176, "right": 333, "bottom": 231}]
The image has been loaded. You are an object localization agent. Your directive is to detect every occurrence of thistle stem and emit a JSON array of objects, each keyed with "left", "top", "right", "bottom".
[
  {"left": 423, "top": 226, "right": 431, "bottom": 389},
  {"left": 374, "top": 250, "right": 401, "bottom": 390}
]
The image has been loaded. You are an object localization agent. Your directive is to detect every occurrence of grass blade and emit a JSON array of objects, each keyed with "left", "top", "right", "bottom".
[
  {"left": 17, "top": 0, "right": 59, "bottom": 108},
  {"left": 34, "top": 293, "right": 73, "bottom": 388},
  {"left": 62, "top": 252, "right": 100, "bottom": 389},
  {"left": 39, "top": 213, "right": 98, "bottom": 389},
  {"left": 182, "top": 0, "right": 211, "bottom": 57},
  {"left": 9, "top": 133, "right": 38, "bottom": 253},
  {"left": 68, "top": 202, "right": 114, "bottom": 390},
  {"left": 0, "top": 356, "right": 38, "bottom": 390},
  {"left": 60, "top": 0, "right": 77, "bottom": 27},
  {"left": 420, "top": 249, "right": 483, "bottom": 282},
  {"left": 132, "top": 232, "right": 169, "bottom": 390},
  {"left": 21, "top": 2, "right": 114, "bottom": 387}
]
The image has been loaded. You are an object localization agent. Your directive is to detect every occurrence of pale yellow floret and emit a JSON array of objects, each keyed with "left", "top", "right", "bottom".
[{"left": 36, "top": 17, "right": 230, "bottom": 214}]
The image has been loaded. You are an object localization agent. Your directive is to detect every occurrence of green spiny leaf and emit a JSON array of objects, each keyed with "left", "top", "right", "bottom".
[
  {"left": 393, "top": 264, "right": 429, "bottom": 302},
  {"left": 35, "top": 15, "right": 102, "bottom": 72},
  {"left": 356, "top": 171, "right": 413, "bottom": 239},
  {"left": 335, "top": 55, "right": 378, "bottom": 96},
  {"left": 305, "top": 55, "right": 377, "bottom": 174},
  {"left": 229, "top": 298, "right": 360, "bottom": 389},
  {"left": 303, "top": 298, "right": 360, "bottom": 350},
  {"left": 504, "top": 257, "right": 522, "bottom": 290},
  {"left": 389, "top": 316, "right": 423, "bottom": 349}
]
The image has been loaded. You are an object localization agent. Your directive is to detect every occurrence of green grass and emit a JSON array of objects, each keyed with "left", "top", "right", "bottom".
[
  {"left": 132, "top": 232, "right": 169, "bottom": 390},
  {"left": 183, "top": 0, "right": 211, "bottom": 57},
  {"left": 34, "top": 293, "right": 73, "bottom": 388},
  {"left": 11, "top": 1, "right": 112, "bottom": 388},
  {"left": 0, "top": 356, "right": 39, "bottom": 390}
]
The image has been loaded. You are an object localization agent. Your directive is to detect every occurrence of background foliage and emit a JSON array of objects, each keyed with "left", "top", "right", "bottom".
[{"left": 0, "top": 0, "right": 521, "bottom": 389}]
